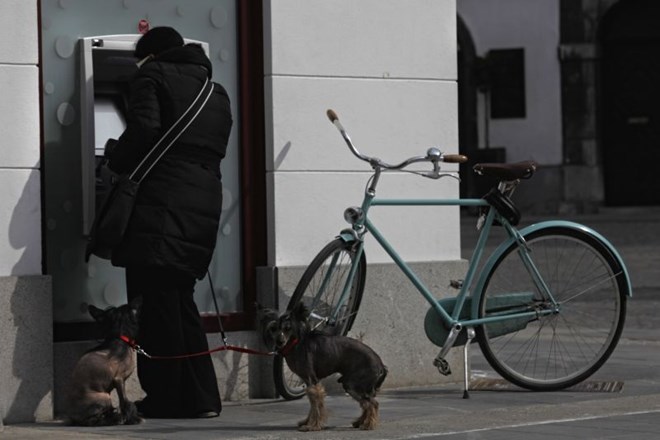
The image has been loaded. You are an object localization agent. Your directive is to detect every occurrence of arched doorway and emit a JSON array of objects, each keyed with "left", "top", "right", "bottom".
[{"left": 601, "top": 0, "right": 660, "bottom": 205}]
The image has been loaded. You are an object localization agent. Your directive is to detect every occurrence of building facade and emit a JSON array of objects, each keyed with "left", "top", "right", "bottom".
[
  {"left": 4, "top": 0, "right": 654, "bottom": 426},
  {"left": 457, "top": 0, "right": 660, "bottom": 212},
  {"left": 1, "top": 0, "right": 464, "bottom": 424}
]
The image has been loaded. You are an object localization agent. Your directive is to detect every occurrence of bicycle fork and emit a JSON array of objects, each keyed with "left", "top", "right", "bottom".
[{"left": 318, "top": 237, "right": 364, "bottom": 327}]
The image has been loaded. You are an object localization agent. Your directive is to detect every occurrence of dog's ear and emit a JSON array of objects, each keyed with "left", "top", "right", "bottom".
[
  {"left": 258, "top": 307, "right": 280, "bottom": 332},
  {"left": 292, "top": 302, "right": 310, "bottom": 321},
  {"left": 128, "top": 296, "right": 143, "bottom": 317},
  {"left": 255, "top": 303, "right": 279, "bottom": 323},
  {"left": 261, "top": 320, "right": 279, "bottom": 349},
  {"left": 88, "top": 305, "right": 105, "bottom": 322},
  {"left": 255, "top": 305, "right": 280, "bottom": 349}
]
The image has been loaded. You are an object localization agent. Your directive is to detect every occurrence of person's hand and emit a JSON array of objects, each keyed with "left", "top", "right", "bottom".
[{"left": 104, "top": 138, "right": 118, "bottom": 158}]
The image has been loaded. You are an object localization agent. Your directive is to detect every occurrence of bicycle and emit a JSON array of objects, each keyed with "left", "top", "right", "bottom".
[{"left": 273, "top": 109, "right": 631, "bottom": 400}]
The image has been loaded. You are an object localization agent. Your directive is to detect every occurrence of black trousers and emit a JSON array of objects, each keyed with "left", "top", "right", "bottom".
[{"left": 126, "top": 266, "right": 221, "bottom": 417}]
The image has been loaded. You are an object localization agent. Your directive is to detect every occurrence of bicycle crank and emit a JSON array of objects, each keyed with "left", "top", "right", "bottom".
[{"left": 431, "top": 323, "right": 461, "bottom": 376}]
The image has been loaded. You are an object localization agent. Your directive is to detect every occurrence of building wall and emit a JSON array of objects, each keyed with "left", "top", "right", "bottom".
[
  {"left": 456, "top": 0, "right": 567, "bottom": 213},
  {"left": 265, "top": 0, "right": 466, "bottom": 389},
  {"left": 559, "top": 0, "right": 624, "bottom": 211},
  {"left": 0, "top": 0, "right": 53, "bottom": 425},
  {"left": 2, "top": 0, "right": 464, "bottom": 423},
  {"left": 265, "top": 0, "right": 461, "bottom": 266},
  {"left": 458, "top": 0, "right": 562, "bottom": 166},
  {"left": 0, "top": 0, "right": 42, "bottom": 275}
]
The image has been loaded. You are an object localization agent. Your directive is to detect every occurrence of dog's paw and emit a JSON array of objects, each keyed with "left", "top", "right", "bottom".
[
  {"left": 353, "top": 415, "right": 377, "bottom": 430},
  {"left": 124, "top": 415, "right": 144, "bottom": 425},
  {"left": 122, "top": 401, "right": 143, "bottom": 425},
  {"left": 358, "top": 414, "right": 378, "bottom": 430},
  {"left": 298, "top": 423, "right": 323, "bottom": 432},
  {"left": 358, "top": 421, "right": 376, "bottom": 430},
  {"left": 298, "top": 415, "right": 324, "bottom": 431}
]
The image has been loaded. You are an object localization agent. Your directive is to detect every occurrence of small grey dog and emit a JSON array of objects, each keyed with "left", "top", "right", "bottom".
[
  {"left": 65, "top": 297, "right": 142, "bottom": 426},
  {"left": 261, "top": 303, "right": 388, "bottom": 431}
]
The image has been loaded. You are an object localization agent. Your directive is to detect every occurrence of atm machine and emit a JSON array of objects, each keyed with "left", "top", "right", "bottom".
[{"left": 40, "top": 0, "right": 243, "bottom": 335}]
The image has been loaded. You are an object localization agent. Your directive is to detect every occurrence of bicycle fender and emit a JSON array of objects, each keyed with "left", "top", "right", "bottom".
[
  {"left": 471, "top": 220, "right": 633, "bottom": 319},
  {"left": 337, "top": 228, "right": 360, "bottom": 243}
]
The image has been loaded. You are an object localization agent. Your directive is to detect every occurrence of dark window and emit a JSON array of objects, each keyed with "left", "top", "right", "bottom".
[{"left": 487, "top": 48, "right": 526, "bottom": 119}]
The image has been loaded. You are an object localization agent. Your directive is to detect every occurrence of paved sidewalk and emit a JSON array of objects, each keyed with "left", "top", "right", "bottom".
[
  {"left": 3, "top": 207, "right": 660, "bottom": 439},
  {"left": 4, "top": 361, "right": 660, "bottom": 440}
]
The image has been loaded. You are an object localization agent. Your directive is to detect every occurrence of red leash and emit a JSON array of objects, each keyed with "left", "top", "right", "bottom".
[
  {"left": 119, "top": 273, "right": 297, "bottom": 360},
  {"left": 119, "top": 335, "right": 289, "bottom": 359}
]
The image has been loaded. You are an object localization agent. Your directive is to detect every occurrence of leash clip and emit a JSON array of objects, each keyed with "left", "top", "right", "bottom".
[
  {"left": 132, "top": 343, "right": 152, "bottom": 359},
  {"left": 119, "top": 335, "right": 152, "bottom": 358}
]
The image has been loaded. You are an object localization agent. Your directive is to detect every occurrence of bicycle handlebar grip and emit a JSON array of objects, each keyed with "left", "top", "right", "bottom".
[
  {"left": 443, "top": 154, "right": 468, "bottom": 164},
  {"left": 327, "top": 109, "right": 339, "bottom": 123}
]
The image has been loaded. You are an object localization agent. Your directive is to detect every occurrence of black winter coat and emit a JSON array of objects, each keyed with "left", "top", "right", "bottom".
[{"left": 108, "top": 44, "right": 232, "bottom": 278}]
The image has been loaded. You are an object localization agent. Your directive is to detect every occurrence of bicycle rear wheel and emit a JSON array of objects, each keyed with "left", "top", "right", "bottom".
[
  {"left": 274, "top": 238, "right": 366, "bottom": 400},
  {"left": 476, "top": 226, "right": 628, "bottom": 391}
]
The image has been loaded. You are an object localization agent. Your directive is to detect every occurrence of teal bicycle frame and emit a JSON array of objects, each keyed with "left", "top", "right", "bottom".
[
  {"left": 295, "top": 108, "right": 634, "bottom": 395},
  {"left": 330, "top": 174, "right": 632, "bottom": 351}
]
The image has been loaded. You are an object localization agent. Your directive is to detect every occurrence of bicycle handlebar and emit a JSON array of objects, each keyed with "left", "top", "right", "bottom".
[{"left": 326, "top": 109, "right": 467, "bottom": 175}]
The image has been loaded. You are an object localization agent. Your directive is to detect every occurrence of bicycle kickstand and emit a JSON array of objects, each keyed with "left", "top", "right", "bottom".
[{"left": 462, "top": 327, "right": 476, "bottom": 399}]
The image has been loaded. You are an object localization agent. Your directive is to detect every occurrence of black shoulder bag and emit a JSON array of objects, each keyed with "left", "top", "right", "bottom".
[{"left": 86, "top": 77, "right": 214, "bottom": 261}]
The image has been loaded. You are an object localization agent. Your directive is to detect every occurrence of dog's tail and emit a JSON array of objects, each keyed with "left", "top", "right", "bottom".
[{"left": 375, "top": 366, "right": 388, "bottom": 392}]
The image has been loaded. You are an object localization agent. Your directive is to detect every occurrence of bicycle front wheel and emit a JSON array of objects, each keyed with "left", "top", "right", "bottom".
[
  {"left": 274, "top": 238, "right": 366, "bottom": 400},
  {"left": 476, "top": 226, "right": 628, "bottom": 391}
]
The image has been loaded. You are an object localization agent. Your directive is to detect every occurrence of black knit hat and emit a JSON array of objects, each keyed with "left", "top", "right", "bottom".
[{"left": 134, "top": 26, "right": 184, "bottom": 59}]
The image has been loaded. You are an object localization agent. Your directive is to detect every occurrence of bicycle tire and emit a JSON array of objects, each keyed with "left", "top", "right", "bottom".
[
  {"left": 475, "top": 226, "right": 628, "bottom": 391},
  {"left": 273, "top": 238, "right": 366, "bottom": 400}
]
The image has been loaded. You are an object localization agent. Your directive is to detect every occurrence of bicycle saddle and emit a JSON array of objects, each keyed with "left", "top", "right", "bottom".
[{"left": 473, "top": 161, "right": 538, "bottom": 181}]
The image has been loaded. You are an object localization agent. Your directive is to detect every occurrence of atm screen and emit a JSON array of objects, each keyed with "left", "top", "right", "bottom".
[{"left": 94, "top": 95, "right": 126, "bottom": 156}]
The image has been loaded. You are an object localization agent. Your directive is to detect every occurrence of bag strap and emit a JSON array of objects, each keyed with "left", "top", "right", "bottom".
[{"left": 129, "top": 77, "right": 214, "bottom": 183}]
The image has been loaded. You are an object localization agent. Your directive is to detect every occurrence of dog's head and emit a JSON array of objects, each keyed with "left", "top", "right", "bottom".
[
  {"left": 88, "top": 296, "right": 142, "bottom": 340},
  {"left": 257, "top": 302, "right": 310, "bottom": 351}
]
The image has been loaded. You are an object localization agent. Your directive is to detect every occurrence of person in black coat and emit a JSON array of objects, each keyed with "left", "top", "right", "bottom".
[{"left": 107, "top": 26, "right": 232, "bottom": 418}]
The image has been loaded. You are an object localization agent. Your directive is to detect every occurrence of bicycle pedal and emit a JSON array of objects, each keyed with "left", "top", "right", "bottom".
[{"left": 433, "top": 357, "right": 451, "bottom": 376}]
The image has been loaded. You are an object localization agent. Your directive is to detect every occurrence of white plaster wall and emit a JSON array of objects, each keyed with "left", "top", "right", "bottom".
[
  {"left": 0, "top": 0, "right": 38, "bottom": 65},
  {"left": 264, "top": 0, "right": 460, "bottom": 266},
  {"left": 272, "top": 173, "right": 460, "bottom": 266},
  {"left": 457, "top": 0, "right": 562, "bottom": 165},
  {"left": 0, "top": 67, "right": 40, "bottom": 169},
  {"left": 0, "top": 0, "right": 41, "bottom": 277},
  {"left": 265, "top": 0, "right": 456, "bottom": 80},
  {"left": 0, "top": 171, "right": 42, "bottom": 277}
]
